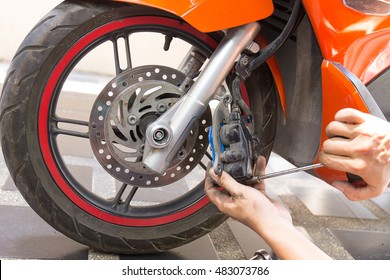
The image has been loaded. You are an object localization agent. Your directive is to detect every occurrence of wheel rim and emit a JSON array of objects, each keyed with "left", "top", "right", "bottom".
[{"left": 38, "top": 16, "right": 219, "bottom": 226}]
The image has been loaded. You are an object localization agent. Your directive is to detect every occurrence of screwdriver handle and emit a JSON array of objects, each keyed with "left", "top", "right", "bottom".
[{"left": 346, "top": 172, "right": 368, "bottom": 188}]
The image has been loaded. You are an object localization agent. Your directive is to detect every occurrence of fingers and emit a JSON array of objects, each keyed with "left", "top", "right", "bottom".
[
  {"left": 205, "top": 156, "right": 267, "bottom": 205},
  {"left": 331, "top": 180, "right": 381, "bottom": 201},
  {"left": 322, "top": 137, "right": 352, "bottom": 157},
  {"left": 204, "top": 164, "right": 229, "bottom": 206},
  {"left": 204, "top": 163, "right": 249, "bottom": 211},
  {"left": 256, "top": 156, "right": 267, "bottom": 176},
  {"left": 208, "top": 167, "right": 245, "bottom": 198},
  {"left": 325, "top": 121, "right": 356, "bottom": 139},
  {"left": 326, "top": 109, "right": 375, "bottom": 139},
  {"left": 252, "top": 156, "right": 266, "bottom": 191},
  {"left": 318, "top": 151, "right": 361, "bottom": 174},
  {"left": 334, "top": 108, "right": 370, "bottom": 124}
]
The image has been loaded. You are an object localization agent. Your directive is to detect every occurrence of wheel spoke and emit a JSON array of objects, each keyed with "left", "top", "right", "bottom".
[
  {"left": 113, "top": 39, "right": 121, "bottom": 75},
  {"left": 54, "top": 116, "right": 89, "bottom": 126},
  {"left": 111, "top": 183, "right": 139, "bottom": 212},
  {"left": 199, "top": 151, "right": 212, "bottom": 171},
  {"left": 123, "top": 186, "right": 138, "bottom": 210},
  {"left": 52, "top": 128, "right": 89, "bottom": 139},
  {"left": 51, "top": 117, "right": 89, "bottom": 139},
  {"left": 125, "top": 35, "right": 133, "bottom": 70},
  {"left": 112, "top": 183, "right": 128, "bottom": 206},
  {"left": 113, "top": 35, "right": 132, "bottom": 75},
  {"left": 199, "top": 161, "right": 207, "bottom": 171}
]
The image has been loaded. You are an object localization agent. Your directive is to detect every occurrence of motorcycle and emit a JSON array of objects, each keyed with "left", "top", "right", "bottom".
[{"left": 1, "top": 0, "right": 389, "bottom": 254}]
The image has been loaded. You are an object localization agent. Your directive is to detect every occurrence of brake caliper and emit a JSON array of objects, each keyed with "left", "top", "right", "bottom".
[{"left": 209, "top": 99, "right": 257, "bottom": 183}]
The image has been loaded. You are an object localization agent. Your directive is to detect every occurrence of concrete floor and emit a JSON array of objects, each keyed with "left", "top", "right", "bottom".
[{"left": 0, "top": 65, "right": 389, "bottom": 260}]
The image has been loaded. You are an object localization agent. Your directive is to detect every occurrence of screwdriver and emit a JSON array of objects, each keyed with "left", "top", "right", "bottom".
[
  {"left": 247, "top": 163, "right": 323, "bottom": 184},
  {"left": 247, "top": 162, "right": 367, "bottom": 188}
]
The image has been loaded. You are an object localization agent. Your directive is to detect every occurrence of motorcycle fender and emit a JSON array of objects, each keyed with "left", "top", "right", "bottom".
[
  {"left": 114, "top": 0, "right": 274, "bottom": 32},
  {"left": 255, "top": 34, "right": 287, "bottom": 115},
  {"left": 316, "top": 60, "right": 386, "bottom": 183}
]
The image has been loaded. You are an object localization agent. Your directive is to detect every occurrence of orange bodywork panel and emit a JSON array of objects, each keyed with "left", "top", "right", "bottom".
[
  {"left": 303, "top": 0, "right": 390, "bottom": 82},
  {"left": 115, "top": 0, "right": 274, "bottom": 32},
  {"left": 317, "top": 61, "right": 372, "bottom": 184},
  {"left": 303, "top": 0, "right": 390, "bottom": 183},
  {"left": 302, "top": 0, "right": 390, "bottom": 61},
  {"left": 343, "top": 28, "right": 390, "bottom": 84}
]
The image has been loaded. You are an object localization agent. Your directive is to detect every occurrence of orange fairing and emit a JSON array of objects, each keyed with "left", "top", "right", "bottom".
[
  {"left": 317, "top": 60, "right": 371, "bottom": 184},
  {"left": 343, "top": 28, "right": 390, "bottom": 84},
  {"left": 302, "top": 0, "right": 390, "bottom": 61},
  {"left": 302, "top": 0, "right": 390, "bottom": 82},
  {"left": 115, "top": 0, "right": 274, "bottom": 32}
]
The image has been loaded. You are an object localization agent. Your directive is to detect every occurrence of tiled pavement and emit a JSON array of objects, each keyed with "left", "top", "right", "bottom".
[{"left": 0, "top": 67, "right": 389, "bottom": 260}]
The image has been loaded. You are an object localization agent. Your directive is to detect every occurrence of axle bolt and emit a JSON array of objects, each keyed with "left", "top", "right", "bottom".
[{"left": 153, "top": 129, "right": 166, "bottom": 141}]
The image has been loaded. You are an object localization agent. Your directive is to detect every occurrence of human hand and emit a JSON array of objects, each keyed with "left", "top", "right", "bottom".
[
  {"left": 204, "top": 156, "right": 291, "bottom": 235},
  {"left": 319, "top": 108, "right": 390, "bottom": 201},
  {"left": 205, "top": 157, "right": 331, "bottom": 260}
]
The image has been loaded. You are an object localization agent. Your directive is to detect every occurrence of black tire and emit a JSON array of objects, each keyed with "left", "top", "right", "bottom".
[{"left": 0, "top": 0, "right": 277, "bottom": 254}]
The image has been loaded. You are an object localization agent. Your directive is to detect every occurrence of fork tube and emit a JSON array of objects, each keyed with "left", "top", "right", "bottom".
[{"left": 143, "top": 22, "right": 261, "bottom": 174}]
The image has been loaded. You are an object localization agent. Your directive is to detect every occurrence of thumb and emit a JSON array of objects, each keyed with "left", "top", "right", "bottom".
[
  {"left": 209, "top": 168, "right": 245, "bottom": 197},
  {"left": 255, "top": 156, "right": 267, "bottom": 176},
  {"left": 252, "top": 156, "right": 266, "bottom": 191}
]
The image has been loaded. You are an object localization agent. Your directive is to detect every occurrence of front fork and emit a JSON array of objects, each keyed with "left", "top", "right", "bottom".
[{"left": 142, "top": 22, "right": 261, "bottom": 174}]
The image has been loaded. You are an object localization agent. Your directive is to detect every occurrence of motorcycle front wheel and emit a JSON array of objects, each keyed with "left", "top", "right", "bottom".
[{"left": 0, "top": 0, "right": 277, "bottom": 254}]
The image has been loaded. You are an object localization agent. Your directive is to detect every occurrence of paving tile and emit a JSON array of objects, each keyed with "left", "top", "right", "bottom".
[
  {"left": 336, "top": 191, "right": 378, "bottom": 219},
  {"left": 227, "top": 220, "right": 313, "bottom": 260},
  {"left": 330, "top": 229, "right": 390, "bottom": 260},
  {"left": 371, "top": 191, "right": 390, "bottom": 215},
  {"left": 227, "top": 219, "right": 274, "bottom": 259},
  {"left": 2, "top": 176, "right": 17, "bottom": 191},
  {"left": 0, "top": 205, "right": 88, "bottom": 260},
  {"left": 290, "top": 186, "right": 377, "bottom": 219},
  {"left": 120, "top": 235, "right": 218, "bottom": 260}
]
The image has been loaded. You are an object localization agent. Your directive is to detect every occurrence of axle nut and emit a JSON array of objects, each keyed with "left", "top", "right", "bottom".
[{"left": 146, "top": 122, "right": 172, "bottom": 148}]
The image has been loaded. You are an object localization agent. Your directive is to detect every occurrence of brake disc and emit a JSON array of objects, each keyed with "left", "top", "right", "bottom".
[{"left": 89, "top": 65, "right": 211, "bottom": 187}]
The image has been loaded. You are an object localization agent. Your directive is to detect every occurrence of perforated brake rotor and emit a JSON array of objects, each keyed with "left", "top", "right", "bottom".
[{"left": 89, "top": 65, "right": 211, "bottom": 187}]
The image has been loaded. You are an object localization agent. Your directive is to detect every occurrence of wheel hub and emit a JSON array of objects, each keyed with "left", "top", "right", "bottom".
[{"left": 89, "top": 65, "right": 211, "bottom": 187}]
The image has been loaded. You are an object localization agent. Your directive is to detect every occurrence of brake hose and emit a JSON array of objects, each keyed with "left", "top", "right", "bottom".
[{"left": 249, "top": 0, "right": 304, "bottom": 71}]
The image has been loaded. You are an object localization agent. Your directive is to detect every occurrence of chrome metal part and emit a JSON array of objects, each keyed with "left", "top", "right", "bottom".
[
  {"left": 89, "top": 65, "right": 211, "bottom": 187},
  {"left": 143, "top": 22, "right": 261, "bottom": 174},
  {"left": 250, "top": 249, "right": 272, "bottom": 260},
  {"left": 246, "top": 163, "right": 324, "bottom": 184}
]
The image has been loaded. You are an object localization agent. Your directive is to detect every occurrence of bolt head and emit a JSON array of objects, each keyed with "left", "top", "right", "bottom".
[
  {"left": 157, "top": 103, "right": 168, "bottom": 113},
  {"left": 128, "top": 115, "right": 138, "bottom": 125}
]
